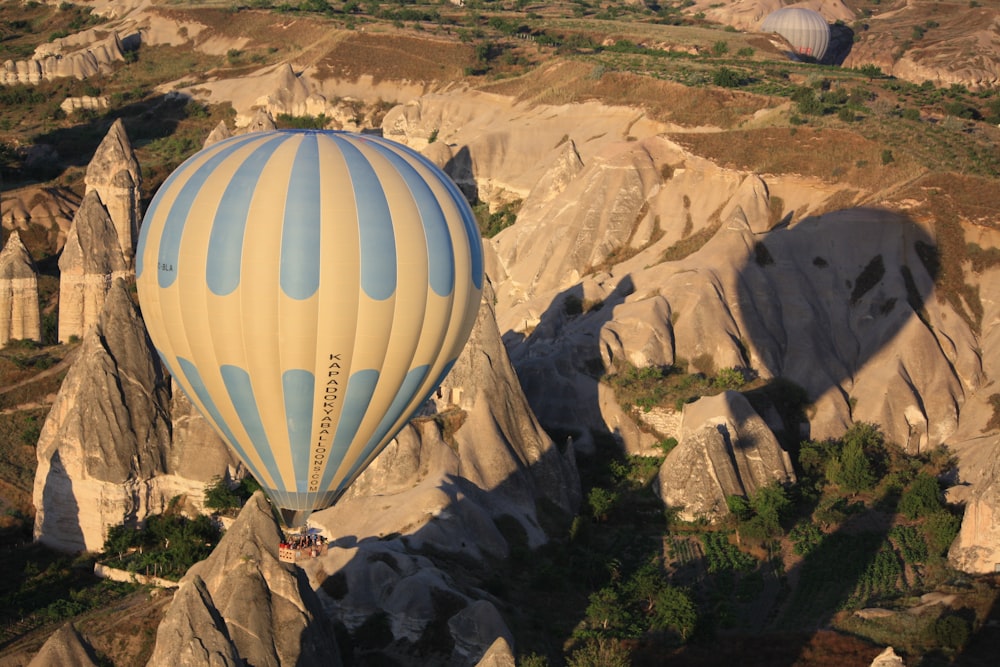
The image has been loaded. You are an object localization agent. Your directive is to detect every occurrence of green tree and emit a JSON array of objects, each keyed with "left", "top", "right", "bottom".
[
  {"left": 567, "top": 638, "right": 631, "bottom": 667},
  {"left": 586, "top": 587, "right": 628, "bottom": 632},
  {"left": 899, "top": 472, "right": 942, "bottom": 519},
  {"left": 588, "top": 487, "right": 618, "bottom": 522},
  {"left": 649, "top": 586, "right": 697, "bottom": 642}
]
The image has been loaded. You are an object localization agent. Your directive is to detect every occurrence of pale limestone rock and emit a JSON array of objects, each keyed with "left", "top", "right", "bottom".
[
  {"left": 204, "top": 120, "right": 232, "bottom": 148},
  {"left": 656, "top": 391, "right": 795, "bottom": 521},
  {"left": 27, "top": 623, "right": 99, "bottom": 667},
  {"left": 0, "top": 32, "right": 123, "bottom": 84},
  {"left": 84, "top": 118, "right": 142, "bottom": 265},
  {"left": 60, "top": 95, "right": 110, "bottom": 116},
  {"left": 870, "top": 646, "right": 905, "bottom": 667},
  {"left": 169, "top": 389, "right": 243, "bottom": 494},
  {"left": 34, "top": 280, "right": 171, "bottom": 553},
  {"left": 57, "top": 190, "right": 130, "bottom": 343},
  {"left": 146, "top": 576, "right": 244, "bottom": 667},
  {"left": 949, "top": 451, "right": 1000, "bottom": 574},
  {"left": 474, "top": 638, "right": 517, "bottom": 667},
  {"left": 149, "top": 492, "right": 340, "bottom": 667},
  {"left": 600, "top": 295, "right": 675, "bottom": 373},
  {"left": 0, "top": 230, "right": 41, "bottom": 345},
  {"left": 239, "top": 108, "right": 276, "bottom": 134}
]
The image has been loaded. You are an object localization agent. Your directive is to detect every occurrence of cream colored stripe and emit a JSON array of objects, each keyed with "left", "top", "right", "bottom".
[{"left": 307, "top": 136, "right": 362, "bottom": 493}]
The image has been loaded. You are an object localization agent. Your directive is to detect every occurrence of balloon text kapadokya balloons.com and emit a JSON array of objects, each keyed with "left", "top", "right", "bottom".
[{"left": 136, "top": 130, "right": 484, "bottom": 527}]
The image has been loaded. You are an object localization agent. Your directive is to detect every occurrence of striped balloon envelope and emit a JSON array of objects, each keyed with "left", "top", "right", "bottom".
[{"left": 136, "top": 129, "right": 483, "bottom": 527}]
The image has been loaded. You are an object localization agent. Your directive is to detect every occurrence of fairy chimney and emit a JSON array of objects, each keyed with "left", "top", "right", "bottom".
[
  {"left": 0, "top": 231, "right": 41, "bottom": 346},
  {"left": 84, "top": 118, "right": 142, "bottom": 266},
  {"left": 57, "top": 190, "right": 130, "bottom": 343}
]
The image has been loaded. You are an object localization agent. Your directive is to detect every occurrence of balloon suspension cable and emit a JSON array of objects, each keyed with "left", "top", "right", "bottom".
[{"left": 279, "top": 508, "right": 312, "bottom": 530}]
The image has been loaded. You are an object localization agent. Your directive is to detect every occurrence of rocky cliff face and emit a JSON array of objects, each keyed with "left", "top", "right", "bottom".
[
  {"left": 148, "top": 491, "right": 341, "bottom": 667},
  {"left": 57, "top": 190, "right": 130, "bottom": 344},
  {"left": 0, "top": 230, "right": 41, "bottom": 345}
]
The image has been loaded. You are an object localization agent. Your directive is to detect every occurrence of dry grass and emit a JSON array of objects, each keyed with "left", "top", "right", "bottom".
[
  {"left": 670, "top": 127, "right": 923, "bottom": 191},
  {"left": 484, "top": 60, "right": 774, "bottom": 128},
  {"left": 313, "top": 31, "right": 473, "bottom": 84}
]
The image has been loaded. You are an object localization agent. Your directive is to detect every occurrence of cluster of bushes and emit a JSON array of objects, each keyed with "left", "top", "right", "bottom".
[
  {"left": 603, "top": 361, "right": 748, "bottom": 414},
  {"left": 102, "top": 510, "right": 222, "bottom": 581}
]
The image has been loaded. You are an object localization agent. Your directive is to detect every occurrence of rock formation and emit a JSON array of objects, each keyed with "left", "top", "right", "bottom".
[
  {"left": 147, "top": 492, "right": 341, "bottom": 667},
  {"left": 1, "top": 184, "right": 79, "bottom": 254},
  {"left": 949, "top": 455, "right": 1000, "bottom": 574},
  {"left": 0, "top": 230, "right": 41, "bottom": 346},
  {"left": 305, "top": 278, "right": 578, "bottom": 664},
  {"left": 34, "top": 279, "right": 171, "bottom": 551},
  {"left": 870, "top": 646, "right": 906, "bottom": 667},
  {"left": 33, "top": 279, "right": 239, "bottom": 552},
  {"left": 26, "top": 623, "right": 99, "bottom": 667},
  {"left": 0, "top": 32, "right": 124, "bottom": 85},
  {"left": 83, "top": 118, "right": 142, "bottom": 265},
  {"left": 57, "top": 190, "right": 130, "bottom": 344},
  {"left": 169, "top": 389, "right": 243, "bottom": 497},
  {"left": 656, "top": 391, "right": 796, "bottom": 521}
]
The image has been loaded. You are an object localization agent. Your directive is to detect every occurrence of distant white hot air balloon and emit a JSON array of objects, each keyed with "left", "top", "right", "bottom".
[
  {"left": 136, "top": 130, "right": 484, "bottom": 527},
  {"left": 761, "top": 7, "right": 831, "bottom": 61}
]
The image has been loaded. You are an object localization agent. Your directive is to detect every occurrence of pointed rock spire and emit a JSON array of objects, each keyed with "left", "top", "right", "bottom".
[
  {"left": 149, "top": 491, "right": 341, "bottom": 667},
  {"left": 84, "top": 118, "right": 142, "bottom": 265},
  {"left": 204, "top": 120, "right": 232, "bottom": 148},
  {"left": 34, "top": 279, "right": 172, "bottom": 552},
  {"left": 0, "top": 230, "right": 41, "bottom": 345},
  {"left": 57, "top": 190, "right": 130, "bottom": 343},
  {"left": 26, "top": 623, "right": 99, "bottom": 667}
]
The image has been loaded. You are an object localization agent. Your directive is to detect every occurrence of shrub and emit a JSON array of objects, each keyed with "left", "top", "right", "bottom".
[
  {"left": 899, "top": 472, "right": 942, "bottom": 519},
  {"left": 934, "top": 614, "right": 970, "bottom": 649},
  {"left": 712, "top": 66, "right": 742, "bottom": 88}
]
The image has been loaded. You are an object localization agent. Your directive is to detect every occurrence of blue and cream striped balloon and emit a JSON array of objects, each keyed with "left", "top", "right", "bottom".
[{"left": 136, "top": 130, "right": 483, "bottom": 527}]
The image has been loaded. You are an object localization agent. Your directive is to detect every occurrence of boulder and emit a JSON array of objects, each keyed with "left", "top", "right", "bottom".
[
  {"left": 0, "top": 230, "right": 41, "bottom": 345},
  {"left": 656, "top": 391, "right": 795, "bottom": 521}
]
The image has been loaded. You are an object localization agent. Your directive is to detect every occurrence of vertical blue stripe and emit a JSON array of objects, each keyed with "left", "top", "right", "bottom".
[
  {"left": 403, "top": 144, "right": 484, "bottom": 291},
  {"left": 362, "top": 137, "right": 454, "bottom": 297},
  {"left": 317, "top": 368, "right": 379, "bottom": 493},
  {"left": 207, "top": 135, "right": 290, "bottom": 296},
  {"left": 220, "top": 364, "right": 284, "bottom": 491},
  {"left": 171, "top": 356, "right": 267, "bottom": 486},
  {"left": 153, "top": 136, "right": 263, "bottom": 289},
  {"left": 281, "top": 134, "right": 323, "bottom": 300},
  {"left": 340, "top": 364, "right": 431, "bottom": 485},
  {"left": 331, "top": 135, "right": 396, "bottom": 301},
  {"left": 283, "top": 369, "right": 315, "bottom": 491}
]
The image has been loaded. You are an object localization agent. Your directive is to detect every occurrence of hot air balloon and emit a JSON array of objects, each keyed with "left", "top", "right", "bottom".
[
  {"left": 136, "top": 130, "right": 483, "bottom": 527},
  {"left": 760, "top": 7, "right": 831, "bottom": 61}
]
